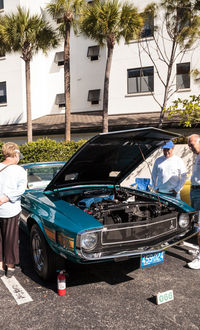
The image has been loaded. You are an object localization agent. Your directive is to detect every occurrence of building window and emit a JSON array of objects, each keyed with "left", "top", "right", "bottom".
[
  {"left": 87, "top": 46, "right": 99, "bottom": 61},
  {"left": 88, "top": 89, "right": 100, "bottom": 104},
  {"left": 176, "top": 63, "right": 190, "bottom": 89},
  {"left": 55, "top": 93, "right": 65, "bottom": 107},
  {"left": 0, "top": 0, "right": 4, "bottom": 10},
  {"left": 0, "top": 81, "right": 7, "bottom": 104},
  {"left": 140, "top": 15, "right": 154, "bottom": 38},
  {"left": 54, "top": 51, "right": 64, "bottom": 66},
  {"left": 127, "top": 67, "right": 154, "bottom": 94},
  {"left": 177, "top": 6, "right": 191, "bottom": 32}
]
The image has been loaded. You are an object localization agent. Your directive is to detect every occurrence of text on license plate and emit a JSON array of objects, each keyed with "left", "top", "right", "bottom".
[{"left": 141, "top": 251, "right": 165, "bottom": 268}]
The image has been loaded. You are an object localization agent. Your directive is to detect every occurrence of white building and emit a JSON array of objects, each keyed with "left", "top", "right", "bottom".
[{"left": 0, "top": 0, "right": 200, "bottom": 142}]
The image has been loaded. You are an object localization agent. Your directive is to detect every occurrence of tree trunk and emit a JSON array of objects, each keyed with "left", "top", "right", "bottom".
[
  {"left": 102, "top": 43, "right": 114, "bottom": 133},
  {"left": 64, "top": 24, "right": 71, "bottom": 142},
  {"left": 158, "top": 74, "right": 171, "bottom": 128},
  {"left": 158, "top": 40, "right": 176, "bottom": 128},
  {"left": 25, "top": 60, "right": 32, "bottom": 142}
]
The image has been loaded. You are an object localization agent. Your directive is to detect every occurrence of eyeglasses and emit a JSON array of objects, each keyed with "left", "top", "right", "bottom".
[{"left": 14, "top": 149, "right": 24, "bottom": 160}]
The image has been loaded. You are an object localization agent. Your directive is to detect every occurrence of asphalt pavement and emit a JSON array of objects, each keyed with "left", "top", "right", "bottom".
[{"left": 0, "top": 228, "right": 200, "bottom": 330}]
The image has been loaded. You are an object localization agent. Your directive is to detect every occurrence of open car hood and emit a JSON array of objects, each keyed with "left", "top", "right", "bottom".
[{"left": 45, "top": 127, "right": 181, "bottom": 191}]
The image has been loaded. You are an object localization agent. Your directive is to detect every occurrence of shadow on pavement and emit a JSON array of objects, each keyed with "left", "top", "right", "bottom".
[
  {"left": 166, "top": 250, "right": 190, "bottom": 263},
  {"left": 19, "top": 227, "right": 57, "bottom": 292},
  {"left": 166, "top": 236, "right": 199, "bottom": 263},
  {"left": 147, "top": 295, "right": 157, "bottom": 305},
  {"left": 19, "top": 227, "right": 139, "bottom": 292}
]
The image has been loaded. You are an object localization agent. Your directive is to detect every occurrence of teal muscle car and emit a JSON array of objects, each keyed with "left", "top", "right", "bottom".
[{"left": 20, "top": 128, "right": 199, "bottom": 280}]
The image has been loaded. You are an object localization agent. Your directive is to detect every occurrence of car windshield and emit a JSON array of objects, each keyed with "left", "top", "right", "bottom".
[{"left": 26, "top": 164, "right": 64, "bottom": 189}]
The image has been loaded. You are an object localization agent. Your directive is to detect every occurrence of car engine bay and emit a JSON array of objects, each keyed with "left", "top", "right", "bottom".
[{"left": 62, "top": 187, "right": 177, "bottom": 225}]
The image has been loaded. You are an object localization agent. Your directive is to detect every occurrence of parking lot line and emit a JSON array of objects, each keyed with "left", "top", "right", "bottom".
[
  {"left": 1, "top": 275, "right": 33, "bottom": 305},
  {"left": 182, "top": 241, "right": 199, "bottom": 250}
]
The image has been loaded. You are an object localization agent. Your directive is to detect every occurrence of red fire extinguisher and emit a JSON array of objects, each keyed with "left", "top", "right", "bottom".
[{"left": 57, "top": 270, "right": 66, "bottom": 296}]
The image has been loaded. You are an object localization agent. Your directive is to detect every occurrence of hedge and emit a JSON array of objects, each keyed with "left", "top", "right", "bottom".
[
  {"left": 0, "top": 135, "right": 188, "bottom": 164},
  {"left": 0, "top": 138, "right": 87, "bottom": 164},
  {"left": 173, "top": 136, "right": 188, "bottom": 144}
]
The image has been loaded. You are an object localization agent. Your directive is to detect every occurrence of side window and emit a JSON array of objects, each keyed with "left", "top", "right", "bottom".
[
  {"left": 177, "top": 6, "right": 191, "bottom": 32},
  {"left": 54, "top": 51, "right": 64, "bottom": 66},
  {"left": 88, "top": 89, "right": 100, "bottom": 104},
  {"left": 127, "top": 67, "right": 154, "bottom": 94},
  {"left": 140, "top": 14, "right": 154, "bottom": 38},
  {"left": 87, "top": 46, "right": 100, "bottom": 61},
  {"left": 176, "top": 63, "right": 190, "bottom": 90},
  {"left": 55, "top": 93, "right": 65, "bottom": 107},
  {"left": 0, "top": 81, "right": 7, "bottom": 104},
  {"left": 0, "top": 0, "right": 4, "bottom": 10}
]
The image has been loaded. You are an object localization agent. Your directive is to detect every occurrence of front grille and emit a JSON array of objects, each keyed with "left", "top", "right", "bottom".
[{"left": 101, "top": 217, "right": 177, "bottom": 245}]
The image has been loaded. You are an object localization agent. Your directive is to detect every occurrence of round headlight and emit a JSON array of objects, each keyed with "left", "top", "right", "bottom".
[
  {"left": 179, "top": 213, "right": 190, "bottom": 228},
  {"left": 81, "top": 232, "right": 98, "bottom": 251}
]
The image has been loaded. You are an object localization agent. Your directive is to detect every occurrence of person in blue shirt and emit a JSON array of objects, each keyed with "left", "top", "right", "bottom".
[
  {"left": 0, "top": 142, "right": 27, "bottom": 277},
  {"left": 152, "top": 140, "right": 187, "bottom": 198}
]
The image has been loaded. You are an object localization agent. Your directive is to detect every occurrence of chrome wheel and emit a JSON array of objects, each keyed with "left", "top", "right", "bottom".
[
  {"left": 30, "top": 224, "right": 66, "bottom": 281},
  {"left": 30, "top": 224, "right": 49, "bottom": 280},
  {"left": 32, "top": 232, "right": 44, "bottom": 272}
]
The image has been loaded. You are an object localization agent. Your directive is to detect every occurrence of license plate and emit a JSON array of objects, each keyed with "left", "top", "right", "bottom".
[{"left": 141, "top": 251, "right": 165, "bottom": 268}]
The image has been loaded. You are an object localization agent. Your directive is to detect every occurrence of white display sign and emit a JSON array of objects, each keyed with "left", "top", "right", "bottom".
[{"left": 156, "top": 290, "right": 174, "bottom": 305}]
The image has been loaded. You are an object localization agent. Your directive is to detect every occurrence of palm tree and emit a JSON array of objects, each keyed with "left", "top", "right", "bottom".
[
  {"left": 80, "top": 0, "right": 142, "bottom": 133},
  {"left": 0, "top": 7, "right": 58, "bottom": 142},
  {"left": 46, "top": 0, "right": 83, "bottom": 142}
]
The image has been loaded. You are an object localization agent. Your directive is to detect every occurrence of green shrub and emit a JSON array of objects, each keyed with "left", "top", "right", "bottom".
[
  {"left": 173, "top": 136, "right": 188, "bottom": 144},
  {"left": 0, "top": 138, "right": 87, "bottom": 163}
]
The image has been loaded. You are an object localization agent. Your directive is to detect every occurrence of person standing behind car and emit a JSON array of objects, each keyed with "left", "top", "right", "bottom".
[
  {"left": 152, "top": 140, "right": 187, "bottom": 198},
  {"left": 187, "top": 134, "right": 200, "bottom": 269},
  {"left": 0, "top": 142, "right": 27, "bottom": 277}
]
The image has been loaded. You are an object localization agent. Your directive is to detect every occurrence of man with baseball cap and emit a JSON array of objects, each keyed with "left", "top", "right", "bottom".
[{"left": 152, "top": 140, "right": 187, "bottom": 198}]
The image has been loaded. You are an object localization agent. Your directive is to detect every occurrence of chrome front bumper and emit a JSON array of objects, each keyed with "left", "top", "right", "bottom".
[{"left": 76, "top": 226, "right": 199, "bottom": 262}]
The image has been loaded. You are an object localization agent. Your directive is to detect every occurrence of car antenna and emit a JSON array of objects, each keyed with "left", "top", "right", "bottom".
[{"left": 137, "top": 144, "right": 162, "bottom": 206}]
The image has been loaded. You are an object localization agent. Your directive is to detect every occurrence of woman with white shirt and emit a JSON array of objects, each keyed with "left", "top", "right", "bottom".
[{"left": 0, "top": 142, "right": 27, "bottom": 277}]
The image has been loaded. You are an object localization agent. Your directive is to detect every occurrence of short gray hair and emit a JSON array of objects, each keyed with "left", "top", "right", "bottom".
[{"left": 187, "top": 134, "right": 200, "bottom": 143}]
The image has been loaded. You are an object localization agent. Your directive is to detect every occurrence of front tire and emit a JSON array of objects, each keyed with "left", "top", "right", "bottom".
[{"left": 30, "top": 224, "right": 65, "bottom": 281}]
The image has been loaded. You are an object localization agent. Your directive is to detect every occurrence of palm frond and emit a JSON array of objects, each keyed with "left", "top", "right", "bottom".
[
  {"left": 80, "top": 0, "right": 142, "bottom": 45},
  {"left": 46, "top": 0, "right": 84, "bottom": 30},
  {"left": 0, "top": 6, "right": 59, "bottom": 60}
]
